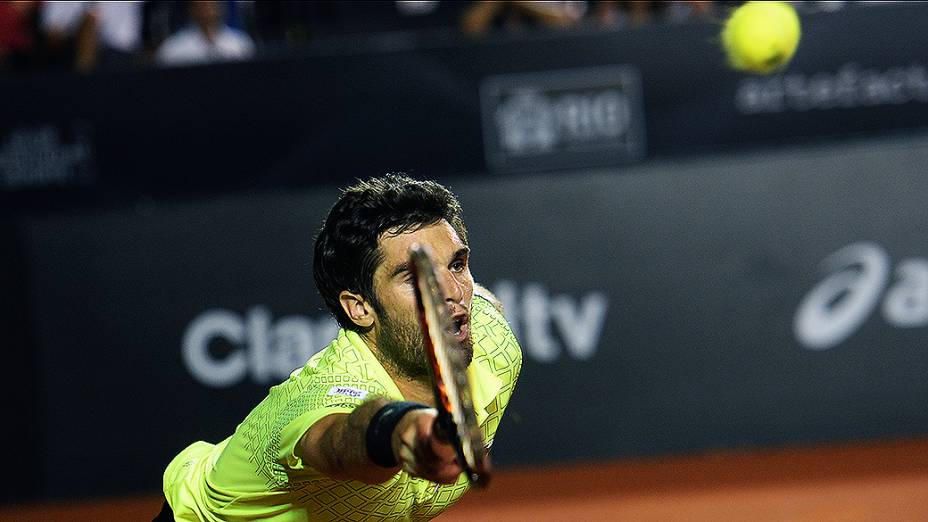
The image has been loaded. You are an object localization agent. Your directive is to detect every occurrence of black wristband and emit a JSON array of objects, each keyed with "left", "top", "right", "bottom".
[{"left": 366, "top": 401, "right": 430, "bottom": 468}]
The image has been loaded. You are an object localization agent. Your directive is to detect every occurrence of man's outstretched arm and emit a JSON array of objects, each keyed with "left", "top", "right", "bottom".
[{"left": 299, "top": 398, "right": 462, "bottom": 485}]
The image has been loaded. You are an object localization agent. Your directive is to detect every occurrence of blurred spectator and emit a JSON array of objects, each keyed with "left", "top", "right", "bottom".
[
  {"left": 252, "top": 1, "right": 468, "bottom": 47},
  {"left": 251, "top": 1, "right": 335, "bottom": 47},
  {"left": 8, "top": 0, "right": 722, "bottom": 74},
  {"left": 156, "top": 1, "right": 255, "bottom": 67},
  {"left": 462, "top": 0, "right": 714, "bottom": 35},
  {"left": 142, "top": 1, "right": 193, "bottom": 59},
  {"left": 0, "top": 1, "right": 40, "bottom": 71},
  {"left": 462, "top": 1, "right": 586, "bottom": 35},
  {"left": 587, "top": 1, "right": 713, "bottom": 28},
  {"left": 321, "top": 1, "right": 468, "bottom": 35},
  {"left": 41, "top": 1, "right": 143, "bottom": 72}
]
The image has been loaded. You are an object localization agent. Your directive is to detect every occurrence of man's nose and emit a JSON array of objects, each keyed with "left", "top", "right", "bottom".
[{"left": 439, "top": 269, "right": 464, "bottom": 303}]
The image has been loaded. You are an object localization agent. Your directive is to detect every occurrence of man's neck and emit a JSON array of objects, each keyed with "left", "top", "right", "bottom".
[
  {"left": 392, "top": 377, "right": 434, "bottom": 407},
  {"left": 361, "top": 331, "right": 435, "bottom": 407}
]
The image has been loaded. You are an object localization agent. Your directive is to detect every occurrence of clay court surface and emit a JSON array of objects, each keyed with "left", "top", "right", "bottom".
[{"left": 3, "top": 438, "right": 927, "bottom": 521}]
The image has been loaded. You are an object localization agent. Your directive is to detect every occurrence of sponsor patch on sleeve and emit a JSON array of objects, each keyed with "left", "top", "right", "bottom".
[{"left": 325, "top": 385, "right": 369, "bottom": 400}]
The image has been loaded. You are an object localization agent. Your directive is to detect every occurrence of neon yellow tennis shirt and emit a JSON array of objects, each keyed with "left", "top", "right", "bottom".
[{"left": 164, "top": 295, "right": 522, "bottom": 521}]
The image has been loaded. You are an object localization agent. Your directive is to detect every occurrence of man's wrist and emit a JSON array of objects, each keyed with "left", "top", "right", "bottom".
[{"left": 365, "top": 401, "right": 429, "bottom": 468}]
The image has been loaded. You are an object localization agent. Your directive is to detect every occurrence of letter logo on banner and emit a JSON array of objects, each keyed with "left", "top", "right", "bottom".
[
  {"left": 0, "top": 121, "right": 96, "bottom": 189},
  {"left": 480, "top": 65, "right": 645, "bottom": 173},
  {"left": 882, "top": 259, "right": 928, "bottom": 327},
  {"left": 495, "top": 90, "right": 557, "bottom": 155},
  {"left": 184, "top": 282, "right": 610, "bottom": 388},
  {"left": 794, "top": 242, "right": 889, "bottom": 350},
  {"left": 183, "top": 307, "right": 338, "bottom": 388},
  {"left": 735, "top": 62, "right": 928, "bottom": 115},
  {"left": 493, "top": 280, "right": 609, "bottom": 363},
  {"left": 795, "top": 241, "right": 928, "bottom": 350},
  {"left": 183, "top": 309, "right": 248, "bottom": 388}
]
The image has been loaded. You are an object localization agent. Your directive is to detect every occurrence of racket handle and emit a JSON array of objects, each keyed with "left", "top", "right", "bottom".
[{"left": 431, "top": 415, "right": 452, "bottom": 443}]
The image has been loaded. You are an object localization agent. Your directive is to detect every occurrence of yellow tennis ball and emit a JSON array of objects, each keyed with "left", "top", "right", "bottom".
[{"left": 722, "top": 1, "right": 801, "bottom": 75}]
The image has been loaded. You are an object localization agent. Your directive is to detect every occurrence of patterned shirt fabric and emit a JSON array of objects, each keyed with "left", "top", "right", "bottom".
[{"left": 163, "top": 294, "right": 522, "bottom": 521}]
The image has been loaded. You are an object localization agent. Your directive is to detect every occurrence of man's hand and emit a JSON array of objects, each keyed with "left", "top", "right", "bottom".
[
  {"left": 391, "top": 409, "right": 462, "bottom": 484},
  {"left": 301, "top": 400, "right": 463, "bottom": 485}
]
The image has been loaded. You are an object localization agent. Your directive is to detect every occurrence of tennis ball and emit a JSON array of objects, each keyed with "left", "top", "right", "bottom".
[{"left": 722, "top": 1, "right": 801, "bottom": 75}]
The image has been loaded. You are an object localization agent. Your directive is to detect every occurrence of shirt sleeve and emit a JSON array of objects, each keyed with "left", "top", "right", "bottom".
[
  {"left": 470, "top": 295, "right": 523, "bottom": 434},
  {"left": 276, "top": 376, "right": 391, "bottom": 474}
]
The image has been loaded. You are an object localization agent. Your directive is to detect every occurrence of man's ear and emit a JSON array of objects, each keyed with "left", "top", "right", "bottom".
[{"left": 339, "top": 290, "right": 375, "bottom": 329}]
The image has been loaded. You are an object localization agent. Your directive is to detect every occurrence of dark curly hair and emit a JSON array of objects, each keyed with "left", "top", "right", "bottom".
[{"left": 313, "top": 174, "right": 468, "bottom": 331}]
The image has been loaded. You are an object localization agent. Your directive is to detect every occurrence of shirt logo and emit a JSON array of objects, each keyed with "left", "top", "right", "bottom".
[{"left": 326, "top": 385, "right": 368, "bottom": 400}]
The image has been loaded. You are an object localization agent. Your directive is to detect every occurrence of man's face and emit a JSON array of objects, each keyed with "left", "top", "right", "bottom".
[{"left": 370, "top": 220, "right": 474, "bottom": 381}]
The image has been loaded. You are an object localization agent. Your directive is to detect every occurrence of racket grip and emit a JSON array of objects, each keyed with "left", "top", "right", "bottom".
[{"left": 431, "top": 415, "right": 451, "bottom": 443}]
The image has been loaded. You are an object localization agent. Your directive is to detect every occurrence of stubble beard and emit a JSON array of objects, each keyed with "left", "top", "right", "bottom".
[{"left": 377, "top": 310, "right": 474, "bottom": 383}]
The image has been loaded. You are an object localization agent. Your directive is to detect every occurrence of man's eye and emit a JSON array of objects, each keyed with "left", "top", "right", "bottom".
[{"left": 450, "top": 260, "right": 466, "bottom": 272}]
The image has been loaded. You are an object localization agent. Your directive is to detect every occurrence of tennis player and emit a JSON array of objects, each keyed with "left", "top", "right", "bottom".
[{"left": 158, "top": 174, "right": 522, "bottom": 521}]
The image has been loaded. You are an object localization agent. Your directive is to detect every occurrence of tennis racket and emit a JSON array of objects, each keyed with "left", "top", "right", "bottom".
[{"left": 409, "top": 243, "right": 491, "bottom": 488}]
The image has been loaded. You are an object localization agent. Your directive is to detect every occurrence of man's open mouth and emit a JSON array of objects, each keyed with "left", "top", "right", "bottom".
[{"left": 446, "top": 313, "right": 470, "bottom": 343}]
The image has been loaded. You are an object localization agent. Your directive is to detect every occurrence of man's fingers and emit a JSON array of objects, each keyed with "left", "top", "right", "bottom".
[
  {"left": 416, "top": 432, "right": 462, "bottom": 482},
  {"left": 398, "top": 445, "right": 417, "bottom": 469},
  {"left": 391, "top": 410, "right": 463, "bottom": 483},
  {"left": 413, "top": 418, "right": 456, "bottom": 464},
  {"left": 392, "top": 409, "right": 434, "bottom": 466},
  {"left": 399, "top": 440, "right": 461, "bottom": 484},
  {"left": 402, "top": 461, "right": 416, "bottom": 476}
]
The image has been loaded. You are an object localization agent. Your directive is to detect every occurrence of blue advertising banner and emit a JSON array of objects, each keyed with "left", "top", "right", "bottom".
[
  {"left": 10, "top": 132, "right": 928, "bottom": 501},
  {"left": 4, "top": 0, "right": 928, "bottom": 504}
]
